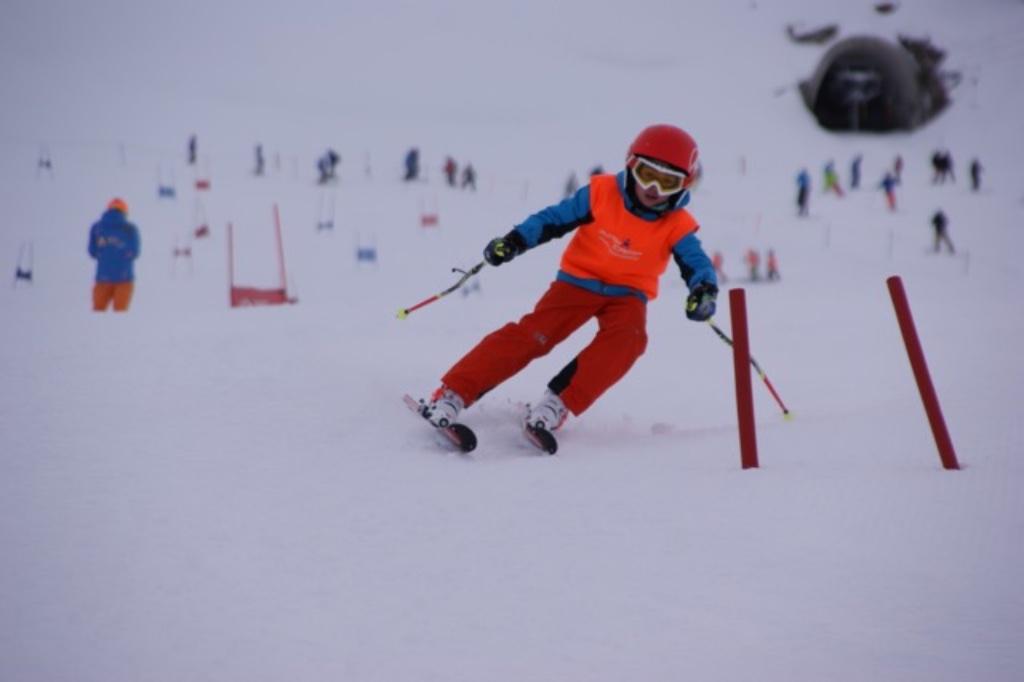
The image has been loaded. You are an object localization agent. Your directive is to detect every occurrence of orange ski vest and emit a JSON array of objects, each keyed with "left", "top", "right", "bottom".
[{"left": 559, "top": 174, "right": 699, "bottom": 300}]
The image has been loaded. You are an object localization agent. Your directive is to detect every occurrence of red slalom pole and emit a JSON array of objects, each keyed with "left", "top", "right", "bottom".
[
  {"left": 729, "top": 289, "right": 759, "bottom": 469},
  {"left": 886, "top": 276, "right": 960, "bottom": 470}
]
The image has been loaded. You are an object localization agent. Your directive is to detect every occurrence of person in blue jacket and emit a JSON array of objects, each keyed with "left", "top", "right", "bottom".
[
  {"left": 404, "top": 147, "right": 420, "bottom": 181},
  {"left": 88, "top": 198, "right": 140, "bottom": 311},
  {"left": 796, "top": 168, "right": 810, "bottom": 216}
]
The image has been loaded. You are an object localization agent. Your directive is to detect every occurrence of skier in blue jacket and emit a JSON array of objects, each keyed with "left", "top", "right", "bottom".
[{"left": 88, "top": 198, "right": 140, "bottom": 311}]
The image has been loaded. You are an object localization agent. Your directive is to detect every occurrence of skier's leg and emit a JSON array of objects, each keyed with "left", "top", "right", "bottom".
[
  {"left": 92, "top": 283, "right": 114, "bottom": 311},
  {"left": 552, "top": 294, "right": 647, "bottom": 416},
  {"left": 441, "top": 281, "right": 599, "bottom": 405},
  {"left": 111, "top": 282, "right": 134, "bottom": 312}
]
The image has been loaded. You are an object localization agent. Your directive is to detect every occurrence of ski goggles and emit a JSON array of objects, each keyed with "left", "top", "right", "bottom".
[{"left": 628, "top": 155, "right": 690, "bottom": 196}]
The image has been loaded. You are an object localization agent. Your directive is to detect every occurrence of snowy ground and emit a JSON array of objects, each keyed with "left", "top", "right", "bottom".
[{"left": 2, "top": 1, "right": 1023, "bottom": 680}]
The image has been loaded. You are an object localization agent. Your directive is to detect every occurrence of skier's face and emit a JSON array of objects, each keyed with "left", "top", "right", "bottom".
[{"left": 635, "top": 183, "right": 671, "bottom": 209}]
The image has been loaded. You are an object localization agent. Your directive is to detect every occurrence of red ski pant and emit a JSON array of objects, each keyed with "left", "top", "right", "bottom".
[
  {"left": 442, "top": 281, "right": 647, "bottom": 415},
  {"left": 92, "top": 281, "right": 134, "bottom": 312}
]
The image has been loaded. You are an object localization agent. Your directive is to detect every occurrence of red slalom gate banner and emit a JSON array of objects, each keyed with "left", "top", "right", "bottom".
[{"left": 886, "top": 276, "right": 960, "bottom": 470}]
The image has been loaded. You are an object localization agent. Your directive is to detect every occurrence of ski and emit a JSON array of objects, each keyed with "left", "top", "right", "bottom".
[
  {"left": 523, "top": 422, "right": 558, "bottom": 455},
  {"left": 403, "top": 394, "right": 477, "bottom": 453}
]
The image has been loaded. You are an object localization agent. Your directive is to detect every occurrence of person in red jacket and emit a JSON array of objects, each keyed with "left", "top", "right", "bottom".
[
  {"left": 712, "top": 250, "right": 728, "bottom": 283},
  {"left": 443, "top": 156, "right": 458, "bottom": 187},
  {"left": 766, "top": 249, "right": 780, "bottom": 281},
  {"left": 744, "top": 248, "right": 760, "bottom": 281},
  {"left": 420, "top": 124, "right": 717, "bottom": 435}
]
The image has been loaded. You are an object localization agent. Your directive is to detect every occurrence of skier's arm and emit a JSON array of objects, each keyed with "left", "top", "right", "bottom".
[
  {"left": 672, "top": 232, "right": 717, "bottom": 291},
  {"left": 510, "top": 184, "right": 594, "bottom": 251},
  {"left": 128, "top": 225, "right": 140, "bottom": 259},
  {"left": 483, "top": 186, "right": 593, "bottom": 266},
  {"left": 674, "top": 232, "right": 718, "bottom": 322},
  {"left": 88, "top": 224, "right": 99, "bottom": 259}
]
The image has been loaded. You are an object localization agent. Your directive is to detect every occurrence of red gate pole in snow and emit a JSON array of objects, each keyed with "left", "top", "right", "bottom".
[
  {"left": 886, "top": 276, "right": 960, "bottom": 470},
  {"left": 729, "top": 288, "right": 759, "bottom": 469}
]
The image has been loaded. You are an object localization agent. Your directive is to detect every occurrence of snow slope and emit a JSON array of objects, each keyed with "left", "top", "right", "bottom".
[{"left": 2, "top": 1, "right": 1023, "bottom": 680}]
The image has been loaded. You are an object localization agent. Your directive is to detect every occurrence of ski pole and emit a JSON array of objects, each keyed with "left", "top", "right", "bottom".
[
  {"left": 707, "top": 319, "right": 792, "bottom": 419},
  {"left": 397, "top": 261, "right": 486, "bottom": 319}
]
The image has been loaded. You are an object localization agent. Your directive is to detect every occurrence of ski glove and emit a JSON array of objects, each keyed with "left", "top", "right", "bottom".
[
  {"left": 685, "top": 281, "right": 718, "bottom": 321},
  {"left": 483, "top": 234, "right": 522, "bottom": 266}
]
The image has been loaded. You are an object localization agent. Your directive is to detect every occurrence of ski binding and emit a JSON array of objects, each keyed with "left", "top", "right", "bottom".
[{"left": 403, "top": 394, "right": 477, "bottom": 453}]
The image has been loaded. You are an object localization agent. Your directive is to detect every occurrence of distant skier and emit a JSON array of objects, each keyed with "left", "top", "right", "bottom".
[
  {"left": 188, "top": 134, "right": 197, "bottom": 165},
  {"left": 766, "top": 249, "right": 780, "bottom": 281},
  {"left": 443, "top": 156, "right": 457, "bottom": 187},
  {"left": 931, "top": 210, "right": 955, "bottom": 254},
  {"left": 404, "top": 147, "right": 420, "bottom": 181},
  {"left": 796, "top": 168, "right": 811, "bottom": 216},
  {"left": 88, "top": 198, "right": 140, "bottom": 312},
  {"left": 712, "top": 250, "right": 728, "bottom": 283},
  {"left": 893, "top": 154, "right": 903, "bottom": 184},
  {"left": 461, "top": 163, "right": 476, "bottom": 191},
  {"left": 415, "top": 124, "right": 715, "bottom": 449},
  {"left": 850, "top": 154, "right": 862, "bottom": 190},
  {"left": 969, "top": 158, "right": 983, "bottom": 192},
  {"left": 880, "top": 171, "right": 898, "bottom": 211},
  {"left": 744, "top": 248, "right": 761, "bottom": 281},
  {"left": 823, "top": 160, "right": 844, "bottom": 197},
  {"left": 254, "top": 144, "right": 265, "bottom": 176},
  {"left": 932, "top": 149, "right": 955, "bottom": 184},
  {"left": 317, "top": 149, "right": 340, "bottom": 184}
]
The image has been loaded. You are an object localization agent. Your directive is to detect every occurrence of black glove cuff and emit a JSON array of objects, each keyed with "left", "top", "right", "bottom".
[
  {"left": 691, "top": 281, "right": 718, "bottom": 297},
  {"left": 502, "top": 229, "right": 528, "bottom": 256}
]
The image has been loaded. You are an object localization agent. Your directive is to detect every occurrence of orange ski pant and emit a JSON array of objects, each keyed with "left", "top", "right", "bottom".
[
  {"left": 92, "top": 282, "right": 134, "bottom": 312},
  {"left": 442, "top": 280, "right": 647, "bottom": 415}
]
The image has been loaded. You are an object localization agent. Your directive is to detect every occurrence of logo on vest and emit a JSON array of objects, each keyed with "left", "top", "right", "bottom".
[{"left": 597, "top": 229, "right": 642, "bottom": 260}]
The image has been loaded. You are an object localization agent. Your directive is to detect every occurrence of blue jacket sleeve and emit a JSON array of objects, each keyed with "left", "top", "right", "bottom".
[
  {"left": 672, "top": 232, "right": 717, "bottom": 291},
  {"left": 511, "top": 185, "right": 593, "bottom": 250},
  {"left": 88, "top": 223, "right": 99, "bottom": 259},
  {"left": 128, "top": 224, "right": 140, "bottom": 259}
]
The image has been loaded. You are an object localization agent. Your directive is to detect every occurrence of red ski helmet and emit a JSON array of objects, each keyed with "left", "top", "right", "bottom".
[{"left": 626, "top": 124, "right": 699, "bottom": 189}]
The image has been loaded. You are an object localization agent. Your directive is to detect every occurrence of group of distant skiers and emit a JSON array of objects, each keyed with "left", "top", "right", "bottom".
[
  {"left": 402, "top": 147, "right": 475, "bottom": 190},
  {"left": 711, "top": 248, "right": 780, "bottom": 284},
  {"left": 191, "top": 136, "right": 479, "bottom": 189},
  {"left": 795, "top": 149, "right": 983, "bottom": 255}
]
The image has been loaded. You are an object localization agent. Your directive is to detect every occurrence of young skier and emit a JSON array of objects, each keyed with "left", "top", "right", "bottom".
[{"left": 416, "top": 124, "right": 717, "bottom": 451}]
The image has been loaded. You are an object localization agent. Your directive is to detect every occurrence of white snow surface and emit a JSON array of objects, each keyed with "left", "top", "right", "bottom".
[{"left": 2, "top": 1, "right": 1023, "bottom": 680}]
